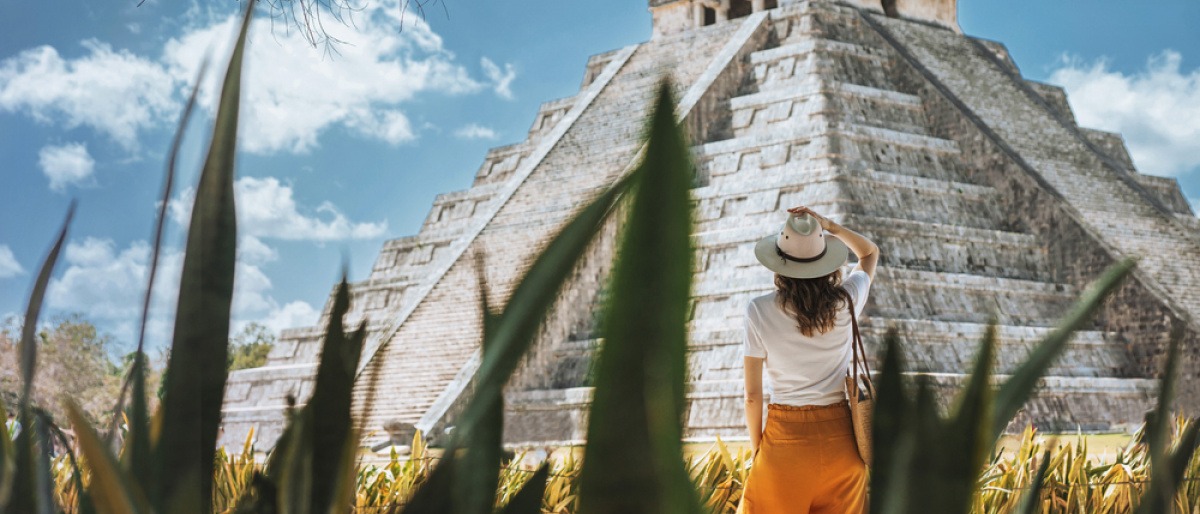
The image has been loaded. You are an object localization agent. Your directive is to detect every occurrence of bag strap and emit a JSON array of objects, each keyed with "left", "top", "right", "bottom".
[{"left": 847, "top": 297, "right": 876, "bottom": 398}]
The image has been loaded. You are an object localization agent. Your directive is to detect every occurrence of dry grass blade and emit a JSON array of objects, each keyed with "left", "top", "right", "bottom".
[{"left": 65, "top": 402, "right": 150, "bottom": 514}]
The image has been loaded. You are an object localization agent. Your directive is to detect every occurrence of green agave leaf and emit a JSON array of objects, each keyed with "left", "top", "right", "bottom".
[
  {"left": 0, "top": 398, "right": 10, "bottom": 507},
  {"left": 992, "top": 258, "right": 1135, "bottom": 439},
  {"left": 153, "top": 0, "right": 253, "bottom": 510},
  {"left": 277, "top": 410, "right": 313, "bottom": 514},
  {"left": 906, "top": 376, "right": 949, "bottom": 513},
  {"left": 307, "top": 277, "right": 365, "bottom": 512},
  {"left": 421, "top": 82, "right": 639, "bottom": 514},
  {"left": 399, "top": 451, "right": 455, "bottom": 514},
  {"left": 1135, "top": 327, "right": 1193, "bottom": 514},
  {"left": 497, "top": 465, "right": 549, "bottom": 514},
  {"left": 1013, "top": 449, "right": 1052, "bottom": 514},
  {"left": 450, "top": 168, "right": 635, "bottom": 438},
  {"left": 10, "top": 202, "right": 75, "bottom": 514},
  {"left": 454, "top": 256, "right": 503, "bottom": 514},
  {"left": 18, "top": 203, "right": 75, "bottom": 410},
  {"left": 124, "top": 354, "right": 152, "bottom": 491},
  {"left": 66, "top": 402, "right": 151, "bottom": 514},
  {"left": 323, "top": 433, "right": 361, "bottom": 514},
  {"left": 935, "top": 320, "right": 998, "bottom": 512},
  {"left": 869, "top": 329, "right": 908, "bottom": 514},
  {"left": 579, "top": 81, "right": 698, "bottom": 514}
]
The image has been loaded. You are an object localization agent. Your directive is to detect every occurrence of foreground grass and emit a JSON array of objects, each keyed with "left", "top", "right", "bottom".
[{"left": 49, "top": 423, "right": 1193, "bottom": 514}]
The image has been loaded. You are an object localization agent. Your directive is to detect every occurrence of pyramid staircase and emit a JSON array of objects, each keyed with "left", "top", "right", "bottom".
[{"left": 219, "top": 0, "right": 1200, "bottom": 450}]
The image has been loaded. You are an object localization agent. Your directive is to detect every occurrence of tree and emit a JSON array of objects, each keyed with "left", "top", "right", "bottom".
[
  {"left": 0, "top": 315, "right": 130, "bottom": 425},
  {"left": 228, "top": 322, "right": 275, "bottom": 371}
]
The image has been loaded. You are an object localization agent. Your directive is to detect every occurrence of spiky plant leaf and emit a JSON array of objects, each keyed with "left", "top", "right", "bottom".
[
  {"left": 1013, "top": 449, "right": 1052, "bottom": 514},
  {"left": 399, "top": 451, "right": 455, "bottom": 514},
  {"left": 579, "top": 81, "right": 698, "bottom": 514},
  {"left": 928, "top": 320, "right": 998, "bottom": 512},
  {"left": 153, "top": 1, "right": 253, "bottom": 510},
  {"left": 869, "top": 329, "right": 907, "bottom": 514},
  {"left": 277, "top": 410, "right": 313, "bottom": 514},
  {"left": 454, "top": 255, "right": 504, "bottom": 514},
  {"left": 498, "top": 465, "right": 550, "bottom": 514},
  {"left": 307, "top": 277, "right": 365, "bottom": 512},
  {"left": 0, "top": 398, "right": 11, "bottom": 507},
  {"left": 18, "top": 204, "right": 75, "bottom": 411},
  {"left": 323, "top": 433, "right": 360, "bottom": 514},
  {"left": 66, "top": 402, "right": 151, "bottom": 514},
  {"left": 992, "top": 258, "right": 1135, "bottom": 439},
  {"left": 449, "top": 167, "right": 635, "bottom": 438},
  {"left": 406, "top": 84, "right": 638, "bottom": 514},
  {"left": 1135, "top": 327, "right": 1200, "bottom": 514},
  {"left": 10, "top": 202, "right": 75, "bottom": 514}
]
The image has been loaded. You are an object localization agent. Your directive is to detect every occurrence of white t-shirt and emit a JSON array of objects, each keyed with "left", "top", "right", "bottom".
[{"left": 743, "top": 270, "right": 872, "bottom": 406}]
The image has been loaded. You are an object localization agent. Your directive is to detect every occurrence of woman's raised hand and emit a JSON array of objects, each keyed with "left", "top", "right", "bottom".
[{"left": 787, "top": 206, "right": 835, "bottom": 231}]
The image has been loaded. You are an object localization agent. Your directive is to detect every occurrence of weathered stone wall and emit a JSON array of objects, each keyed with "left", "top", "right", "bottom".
[{"left": 866, "top": 10, "right": 1198, "bottom": 414}]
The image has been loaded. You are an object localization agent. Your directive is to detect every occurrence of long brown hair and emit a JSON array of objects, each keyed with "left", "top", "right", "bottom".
[{"left": 774, "top": 270, "right": 850, "bottom": 336}]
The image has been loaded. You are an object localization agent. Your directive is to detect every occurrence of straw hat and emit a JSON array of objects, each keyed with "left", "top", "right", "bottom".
[{"left": 754, "top": 214, "right": 849, "bottom": 279}]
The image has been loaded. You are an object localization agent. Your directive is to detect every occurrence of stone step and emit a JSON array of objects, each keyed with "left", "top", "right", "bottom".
[
  {"left": 748, "top": 36, "right": 899, "bottom": 91},
  {"left": 694, "top": 171, "right": 1002, "bottom": 235},
  {"left": 502, "top": 372, "right": 1156, "bottom": 443},
  {"left": 684, "top": 374, "right": 1156, "bottom": 436},
  {"left": 871, "top": 268, "right": 1078, "bottom": 326},
  {"left": 771, "top": 1, "right": 881, "bottom": 47},
  {"left": 684, "top": 320, "right": 1124, "bottom": 381},
  {"left": 845, "top": 214, "right": 1049, "bottom": 281},
  {"left": 683, "top": 265, "right": 1080, "bottom": 329},
  {"left": 726, "top": 78, "right": 931, "bottom": 138}
]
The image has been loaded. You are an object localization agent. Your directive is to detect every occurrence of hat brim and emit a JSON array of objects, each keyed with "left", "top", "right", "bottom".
[{"left": 754, "top": 234, "right": 850, "bottom": 279}]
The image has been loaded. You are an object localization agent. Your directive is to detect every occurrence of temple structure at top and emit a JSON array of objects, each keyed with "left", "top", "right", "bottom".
[{"left": 220, "top": 0, "right": 1200, "bottom": 450}]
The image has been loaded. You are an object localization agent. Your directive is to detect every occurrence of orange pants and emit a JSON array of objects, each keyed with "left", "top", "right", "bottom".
[{"left": 740, "top": 402, "right": 867, "bottom": 514}]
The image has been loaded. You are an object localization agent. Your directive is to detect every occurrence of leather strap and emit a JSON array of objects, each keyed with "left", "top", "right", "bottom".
[{"left": 847, "top": 297, "right": 876, "bottom": 398}]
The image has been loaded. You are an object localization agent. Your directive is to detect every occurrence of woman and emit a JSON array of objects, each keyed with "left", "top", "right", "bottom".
[{"left": 740, "top": 206, "right": 879, "bottom": 513}]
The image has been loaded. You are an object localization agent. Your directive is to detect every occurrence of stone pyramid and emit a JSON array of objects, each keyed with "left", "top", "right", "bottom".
[{"left": 219, "top": 0, "right": 1200, "bottom": 449}]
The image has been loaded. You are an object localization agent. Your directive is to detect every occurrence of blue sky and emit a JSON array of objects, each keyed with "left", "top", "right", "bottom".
[{"left": 1, "top": 0, "right": 1197, "bottom": 353}]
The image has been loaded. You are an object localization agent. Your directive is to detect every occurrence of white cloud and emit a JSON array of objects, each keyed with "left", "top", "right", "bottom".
[
  {"left": 163, "top": 3, "right": 486, "bottom": 153},
  {"left": 3, "top": 1, "right": 501, "bottom": 155},
  {"left": 454, "top": 123, "right": 498, "bottom": 140},
  {"left": 252, "top": 300, "right": 319, "bottom": 335},
  {"left": 38, "top": 142, "right": 95, "bottom": 191},
  {"left": 0, "top": 246, "right": 24, "bottom": 279},
  {"left": 239, "top": 235, "right": 279, "bottom": 264},
  {"left": 1050, "top": 51, "right": 1200, "bottom": 177},
  {"left": 170, "top": 176, "right": 387, "bottom": 241},
  {"left": 0, "top": 40, "right": 179, "bottom": 150},
  {"left": 46, "top": 237, "right": 318, "bottom": 347},
  {"left": 481, "top": 57, "right": 516, "bottom": 100}
]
